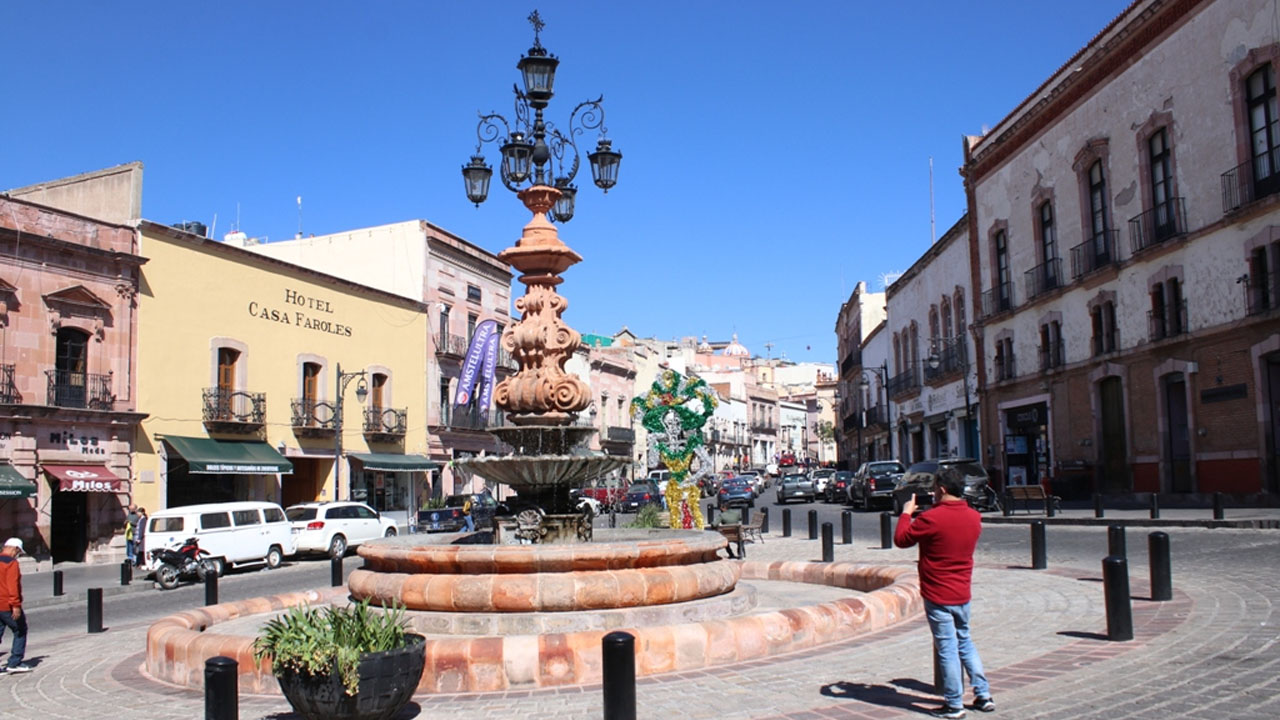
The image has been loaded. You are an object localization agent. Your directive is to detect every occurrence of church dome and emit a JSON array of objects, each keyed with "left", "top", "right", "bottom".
[
  {"left": 722, "top": 333, "right": 749, "bottom": 357},
  {"left": 698, "top": 335, "right": 713, "bottom": 352}
]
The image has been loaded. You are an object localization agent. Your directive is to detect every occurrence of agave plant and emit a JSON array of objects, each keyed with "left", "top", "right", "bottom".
[{"left": 253, "top": 599, "right": 409, "bottom": 696}]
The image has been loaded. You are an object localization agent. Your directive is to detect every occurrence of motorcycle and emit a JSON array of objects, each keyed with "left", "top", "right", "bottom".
[
  {"left": 964, "top": 480, "right": 1003, "bottom": 513},
  {"left": 150, "top": 536, "right": 216, "bottom": 590}
]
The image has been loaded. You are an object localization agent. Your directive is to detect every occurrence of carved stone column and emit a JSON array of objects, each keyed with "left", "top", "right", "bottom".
[{"left": 494, "top": 185, "right": 591, "bottom": 426}]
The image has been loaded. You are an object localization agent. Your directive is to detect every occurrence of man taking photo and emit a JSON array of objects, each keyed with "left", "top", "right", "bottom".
[{"left": 894, "top": 468, "right": 994, "bottom": 718}]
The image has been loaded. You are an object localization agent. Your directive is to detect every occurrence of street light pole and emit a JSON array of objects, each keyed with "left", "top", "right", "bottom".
[
  {"left": 858, "top": 361, "right": 892, "bottom": 461},
  {"left": 927, "top": 337, "right": 974, "bottom": 457},
  {"left": 333, "top": 362, "right": 368, "bottom": 502}
]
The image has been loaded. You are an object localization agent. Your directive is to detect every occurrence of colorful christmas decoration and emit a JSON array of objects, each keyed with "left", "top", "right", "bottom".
[{"left": 631, "top": 369, "right": 718, "bottom": 530}]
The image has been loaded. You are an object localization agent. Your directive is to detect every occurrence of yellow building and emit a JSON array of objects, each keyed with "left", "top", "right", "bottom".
[{"left": 133, "top": 222, "right": 434, "bottom": 528}]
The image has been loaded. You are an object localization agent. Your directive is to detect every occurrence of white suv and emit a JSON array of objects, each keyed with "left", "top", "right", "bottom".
[{"left": 285, "top": 501, "right": 397, "bottom": 558}]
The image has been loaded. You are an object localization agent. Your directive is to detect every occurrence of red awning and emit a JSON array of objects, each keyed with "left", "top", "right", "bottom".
[{"left": 43, "top": 464, "right": 127, "bottom": 493}]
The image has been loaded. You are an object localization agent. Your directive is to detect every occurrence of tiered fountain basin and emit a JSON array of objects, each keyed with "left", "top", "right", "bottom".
[
  {"left": 348, "top": 530, "right": 736, "bottom": 612},
  {"left": 143, "top": 553, "right": 922, "bottom": 695}
]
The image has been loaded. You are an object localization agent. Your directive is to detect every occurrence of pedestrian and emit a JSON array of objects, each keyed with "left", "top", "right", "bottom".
[
  {"left": 462, "top": 495, "right": 475, "bottom": 532},
  {"left": 894, "top": 467, "right": 994, "bottom": 718},
  {"left": 0, "top": 537, "right": 31, "bottom": 674},
  {"left": 123, "top": 505, "right": 138, "bottom": 566},
  {"left": 711, "top": 500, "right": 742, "bottom": 559},
  {"left": 134, "top": 507, "right": 148, "bottom": 568}
]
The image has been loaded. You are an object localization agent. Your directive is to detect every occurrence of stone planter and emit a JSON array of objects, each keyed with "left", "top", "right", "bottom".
[{"left": 275, "top": 633, "right": 425, "bottom": 720}]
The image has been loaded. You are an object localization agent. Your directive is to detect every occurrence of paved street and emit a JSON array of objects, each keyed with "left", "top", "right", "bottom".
[{"left": 2, "top": 505, "right": 1277, "bottom": 719}]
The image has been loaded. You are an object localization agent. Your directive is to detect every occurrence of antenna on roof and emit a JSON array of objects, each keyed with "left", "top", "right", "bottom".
[
  {"left": 233, "top": 203, "right": 241, "bottom": 232},
  {"left": 296, "top": 195, "right": 303, "bottom": 239},
  {"left": 929, "top": 156, "right": 936, "bottom": 244}
]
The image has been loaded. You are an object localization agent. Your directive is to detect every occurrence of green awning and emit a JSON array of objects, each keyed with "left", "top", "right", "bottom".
[
  {"left": 163, "top": 436, "right": 293, "bottom": 475},
  {"left": 0, "top": 463, "right": 36, "bottom": 498},
  {"left": 349, "top": 453, "right": 440, "bottom": 472}
]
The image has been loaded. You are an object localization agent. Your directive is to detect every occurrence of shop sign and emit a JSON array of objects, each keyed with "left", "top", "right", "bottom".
[
  {"left": 247, "top": 288, "right": 354, "bottom": 337},
  {"left": 47, "top": 431, "right": 108, "bottom": 456}
]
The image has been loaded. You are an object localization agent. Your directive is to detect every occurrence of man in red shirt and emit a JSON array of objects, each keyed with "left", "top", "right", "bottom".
[
  {"left": 895, "top": 468, "right": 994, "bottom": 718},
  {"left": 0, "top": 537, "right": 31, "bottom": 674}
]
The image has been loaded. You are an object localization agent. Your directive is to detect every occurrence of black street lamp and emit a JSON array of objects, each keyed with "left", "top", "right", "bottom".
[
  {"left": 857, "top": 361, "right": 892, "bottom": 462},
  {"left": 461, "top": 10, "right": 622, "bottom": 222},
  {"left": 334, "top": 363, "right": 368, "bottom": 501},
  {"left": 927, "top": 337, "right": 975, "bottom": 457}
]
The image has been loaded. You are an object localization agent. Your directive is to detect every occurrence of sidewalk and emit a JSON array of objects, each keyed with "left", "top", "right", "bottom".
[{"left": 982, "top": 504, "right": 1280, "bottom": 529}]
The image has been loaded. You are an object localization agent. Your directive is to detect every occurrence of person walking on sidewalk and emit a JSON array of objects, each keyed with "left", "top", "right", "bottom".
[
  {"left": 894, "top": 468, "right": 994, "bottom": 718},
  {"left": 134, "top": 507, "right": 148, "bottom": 568},
  {"left": 0, "top": 537, "right": 31, "bottom": 674},
  {"left": 124, "top": 504, "right": 139, "bottom": 565}
]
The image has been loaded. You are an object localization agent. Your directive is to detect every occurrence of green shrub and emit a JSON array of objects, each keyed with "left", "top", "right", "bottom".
[
  {"left": 253, "top": 599, "right": 409, "bottom": 696},
  {"left": 422, "top": 497, "right": 446, "bottom": 509},
  {"left": 627, "top": 503, "right": 664, "bottom": 528}
]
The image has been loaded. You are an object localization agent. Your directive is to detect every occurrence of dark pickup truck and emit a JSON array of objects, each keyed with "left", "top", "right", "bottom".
[{"left": 417, "top": 493, "right": 503, "bottom": 532}]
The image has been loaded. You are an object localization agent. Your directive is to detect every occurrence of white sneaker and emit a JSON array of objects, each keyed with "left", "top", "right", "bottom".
[{"left": 5, "top": 664, "right": 32, "bottom": 674}]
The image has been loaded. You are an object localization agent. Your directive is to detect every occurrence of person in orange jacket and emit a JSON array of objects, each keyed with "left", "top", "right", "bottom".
[{"left": 0, "top": 537, "right": 31, "bottom": 674}]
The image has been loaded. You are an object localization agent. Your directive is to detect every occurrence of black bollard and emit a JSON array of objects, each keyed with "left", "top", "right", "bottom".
[
  {"left": 1149, "top": 493, "right": 1160, "bottom": 519},
  {"left": 706, "top": 504, "right": 714, "bottom": 525},
  {"left": 205, "top": 655, "right": 239, "bottom": 720},
  {"left": 880, "top": 512, "right": 892, "bottom": 549},
  {"left": 841, "top": 510, "right": 853, "bottom": 545},
  {"left": 782, "top": 508, "right": 792, "bottom": 537},
  {"left": 1213, "top": 492, "right": 1225, "bottom": 520},
  {"left": 53, "top": 569, "right": 64, "bottom": 597},
  {"left": 808, "top": 509, "right": 819, "bottom": 540},
  {"left": 1094, "top": 493, "right": 1105, "bottom": 518},
  {"left": 330, "top": 555, "right": 343, "bottom": 587},
  {"left": 205, "top": 571, "right": 219, "bottom": 606},
  {"left": 822, "top": 522, "right": 834, "bottom": 562},
  {"left": 87, "top": 587, "right": 104, "bottom": 633},
  {"left": 120, "top": 560, "right": 132, "bottom": 586},
  {"left": 1107, "top": 524, "right": 1126, "bottom": 558},
  {"left": 1031, "top": 520, "right": 1047, "bottom": 569},
  {"left": 760, "top": 507, "right": 769, "bottom": 534},
  {"left": 1002, "top": 492, "right": 1013, "bottom": 516},
  {"left": 1102, "top": 555, "right": 1133, "bottom": 641},
  {"left": 742, "top": 507, "right": 750, "bottom": 525},
  {"left": 1148, "top": 531, "right": 1172, "bottom": 601},
  {"left": 601, "top": 631, "right": 636, "bottom": 720}
]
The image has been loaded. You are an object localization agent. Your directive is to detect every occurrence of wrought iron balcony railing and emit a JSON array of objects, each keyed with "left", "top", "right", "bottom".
[
  {"left": 1092, "top": 326, "right": 1121, "bottom": 357},
  {"left": 839, "top": 350, "right": 861, "bottom": 377},
  {"left": 1221, "top": 151, "right": 1280, "bottom": 213},
  {"left": 887, "top": 367, "right": 919, "bottom": 397},
  {"left": 1246, "top": 268, "right": 1279, "bottom": 316},
  {"left": 47, "top": 370, "right": 114, "bottom": 410},
  {"left": 1038, "top": 339, "right": 1065, "bottom": 371},
  {"left": 0, "top": 365, "right": 17, "bottom": 404},
  {"left": 435, "top": 334, "right": 469, "bottom": 357},
  {"left": 749, "top": 420, "right": 777, "bottom": 433},
  {"left": 1148, "top": 299, "right": 1188, "bottom": 342},
  {"left": 498, "top": 349, "right": 518, "bottom": 371},
  {"left": 994, "top": 355, "right": 1017, "bottom": 382},
  {"left": 1024, "top": 258, "right": 1063, "bottom": 301},
  {"left": 924, "top": 341, "right": 967, "bottom": 382},
  {"left": 605, "top": 426, "right": 635, "bottom": 443},
  {"left": 364, "top": 406, "right": 407, "bottom": 436},
  {"left": 203, "top": 387, "right": 266, "bottom": 425},
  {"left": 1070, "top": 230, "right": 1120, "bottom": 279},
  {"left": 980, "top": 282, "right": 1016, "bottom": 318},
  {"left": 291, "top": 398, "right": 336, "bottom": 431},
  {"left": 439, "top": 404, "right": 503, "bottom": 430},
  {"left": 864, "top": 404, "right": 890, "bottom": 427},
  {"left": 1129, "top": 197, "right": 1187, "bottom": 254}
]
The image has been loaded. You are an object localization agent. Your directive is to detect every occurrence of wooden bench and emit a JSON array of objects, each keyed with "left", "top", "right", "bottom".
[
  {"left": 1006, "top": 484, "right": 1061, "bottom": 515},
  {"left": 741, "top": 512, "right": 765, "bottom": 545},
  {"left": 714, "top": 524, "right": 746, "bottom": 559}
]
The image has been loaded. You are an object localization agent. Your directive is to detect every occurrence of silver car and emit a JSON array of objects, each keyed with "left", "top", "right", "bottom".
[{"left": 775, "top": 473, "right": 816, "bottom": 504}]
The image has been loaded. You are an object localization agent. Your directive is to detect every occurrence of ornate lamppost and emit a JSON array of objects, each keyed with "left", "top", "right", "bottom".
[
  {"left": 858, "top": 361, "right": 892, "bottom": 461},
  {"left": 927, "top": 336, "right": 974, "bottom": 457},
  {"left": 460, "top": 11, "right": 623, "bottom": 428},
  {"left": 333, "top": 363, "right": 368, "bottom": 501}
]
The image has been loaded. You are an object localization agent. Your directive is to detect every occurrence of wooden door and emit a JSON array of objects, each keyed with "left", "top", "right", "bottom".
[{"left": 1099, "top": 377, "right": 1128, "bottom": 493}]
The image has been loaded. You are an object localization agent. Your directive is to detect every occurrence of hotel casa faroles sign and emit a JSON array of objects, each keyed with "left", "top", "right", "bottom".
[{"left": 248, "top": 288, "right": 354, "bottom": 337}]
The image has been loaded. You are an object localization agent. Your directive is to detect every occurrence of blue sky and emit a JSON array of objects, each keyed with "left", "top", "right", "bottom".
[{"left": 2, "top": 1, "right": 1129, "bottom": 364}]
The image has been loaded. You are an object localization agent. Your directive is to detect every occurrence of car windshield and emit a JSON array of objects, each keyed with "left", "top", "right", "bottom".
[
  {"left": 627, "top": 483, "right": 654, "bottom": 494},
  {"left": 946, "top": 462, "right": 988, "bottom": 479},
  {"left": 906, "top": 461, "right": 938, "bottom": 474},
  {"left": 835, "top": 472, "right": 854, "bottom": 481},
  {"left": 869, "top": 462, "right": 906, "bottom": 476},
  {"left": 285, "top": 507, "right": 317, "bottom": 521},
  {"left": 444, "top": 496, "right": 472, "bottom": 507},
  {"left": 783, "top": 474, "right": 808, "bottom": 484}
]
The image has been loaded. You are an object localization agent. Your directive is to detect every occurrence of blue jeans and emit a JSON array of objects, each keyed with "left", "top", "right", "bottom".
[
  {"left": 463, "top": 515, "right": 475, "bottom": 532},
  {"left": 126, "top": 539, "right": 136, "bottom": 564},
  {"left": 924, "top": 599, "right": 990, "bottom": 708},
  {"left": 0, "top": 610, "right": 28, "bottom": 667}
]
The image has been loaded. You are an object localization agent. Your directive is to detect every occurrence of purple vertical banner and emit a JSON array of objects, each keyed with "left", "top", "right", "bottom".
[
  {"left": 477, "top": 331, "right": 501, "bottom": 410},
  {"left": 453, "top": 319, "right": 497, "bottom": 406}
]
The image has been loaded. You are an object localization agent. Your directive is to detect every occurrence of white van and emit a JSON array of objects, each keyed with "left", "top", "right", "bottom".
[{"left": 146, "top": 501, "right": 296, "bottom": 575}]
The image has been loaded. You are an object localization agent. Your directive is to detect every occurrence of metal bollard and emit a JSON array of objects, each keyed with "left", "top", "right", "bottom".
[
  {"left": 1002, "top": 492, "right": 1013, "bottom": 516},
  {"left": 880, "top": 512, "right": 892, "bottom": 549},
  {"left": 1102, "top": 555, "right": 1133, "bottom": 641},
  {"left": 87, "top": 587, "right": 104, "bottom": 633},
  {"left": 1149, "top": 493, "right": 1160, "bottom": 519},
  {"left": 1213, "top": 492, "right": 1225, "bottom": 520},
  {"left": 1148, "top": 531, "right": 1172, "bottom": 601},
  {"left": 808, "top": 509, "right": 818, "bottom": 540},
  {"left": 821, "top": 522, "right": 834, "bottom": 562},
  {"left": 601, "top": 631, "right": 636, "bottom": 720},
  {"left": 1094, "top": 493, "right": 1105, "bottom": 518},
  {"left": 1107, "top": 524, "right": 1126, "bottom": 558},
  {"left": 205, "top": 571, "right": 219, "bottom": 606},
  {"left": 706, "top": 504, "right": 714, "bottom": 525},
  {"left": 781, "top": 508, "right": 792, "bottom": 537},
  {"left": 742, "top": 507, "right": 751, "bottom": 525},
  {"left": 1031, "top": 520, "right": 1047, "bottom": 569},
  {"left": 53, "top": 569, "right": 64, "bottom": 597},
  {"left": 205, "top": 655, "right": 239, "bottom": 720},
  {"left": 120, "top": 560, "right": 132, "bottom": 586},
  {"left": 330, "top": 555, "right": 343, "bottom": 587},
  {"left": 760, "top": 507, "right": 769, "bottom": 534},
  {"left": 841, "top": 510, "right": 853, "bottom": 545}
]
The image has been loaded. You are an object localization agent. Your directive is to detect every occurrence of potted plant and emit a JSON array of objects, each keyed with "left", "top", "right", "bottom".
[{"left": 254, "top": 600, "right": 425, "bottom": 720}]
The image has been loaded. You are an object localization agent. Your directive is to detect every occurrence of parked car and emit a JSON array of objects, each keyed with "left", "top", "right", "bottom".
[
  {"left": 577, "top": 483, "right": 626, "bottom": 511},
  {"left": 620, "top": 480, "right": 664, "bottom": 512},
  {"left": 811, "top": 468, "right": 835, "bottom": 497},
  {"left": 775, "top": 473, "right": 816, "bottom": 504},
  {"left": 891, "top": 458, "right": 991, "bottom": 515},
  {"left": 287, "top": 501, "right": 397, "bottom": 557},
  {"left": 849, "top": 461, "right": 907, "bottom": 509},
  {"left": 717, "top": 476, "right": 755, "bottom": 508},
  {"left": 825, "top": 470, "right": 854, "bottom": 503},
  {"left": 416, "top": 493, "right": 504, "bottom": 533},
  {"left": 647, "top": 470, "right": 672, "bottom": 495},
  {"left": 738, "top": 470, "right": 764, "bottom": 495},
  {"left": 147, "top": 501, "right": 296, "bottom": 576}
]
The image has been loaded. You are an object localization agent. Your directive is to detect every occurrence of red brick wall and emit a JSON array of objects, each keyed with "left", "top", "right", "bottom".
[
  {"left": 1195, "top": 459, "right": 1263, "bottom": 493},
  {"left": 1132, "top": 463, "right": 1160, "bottom": 492}
]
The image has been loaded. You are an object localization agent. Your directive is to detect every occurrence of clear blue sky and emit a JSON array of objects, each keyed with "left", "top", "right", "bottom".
[{"left": 3, "top": 0, "right": 1129, "bottom": 364}]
